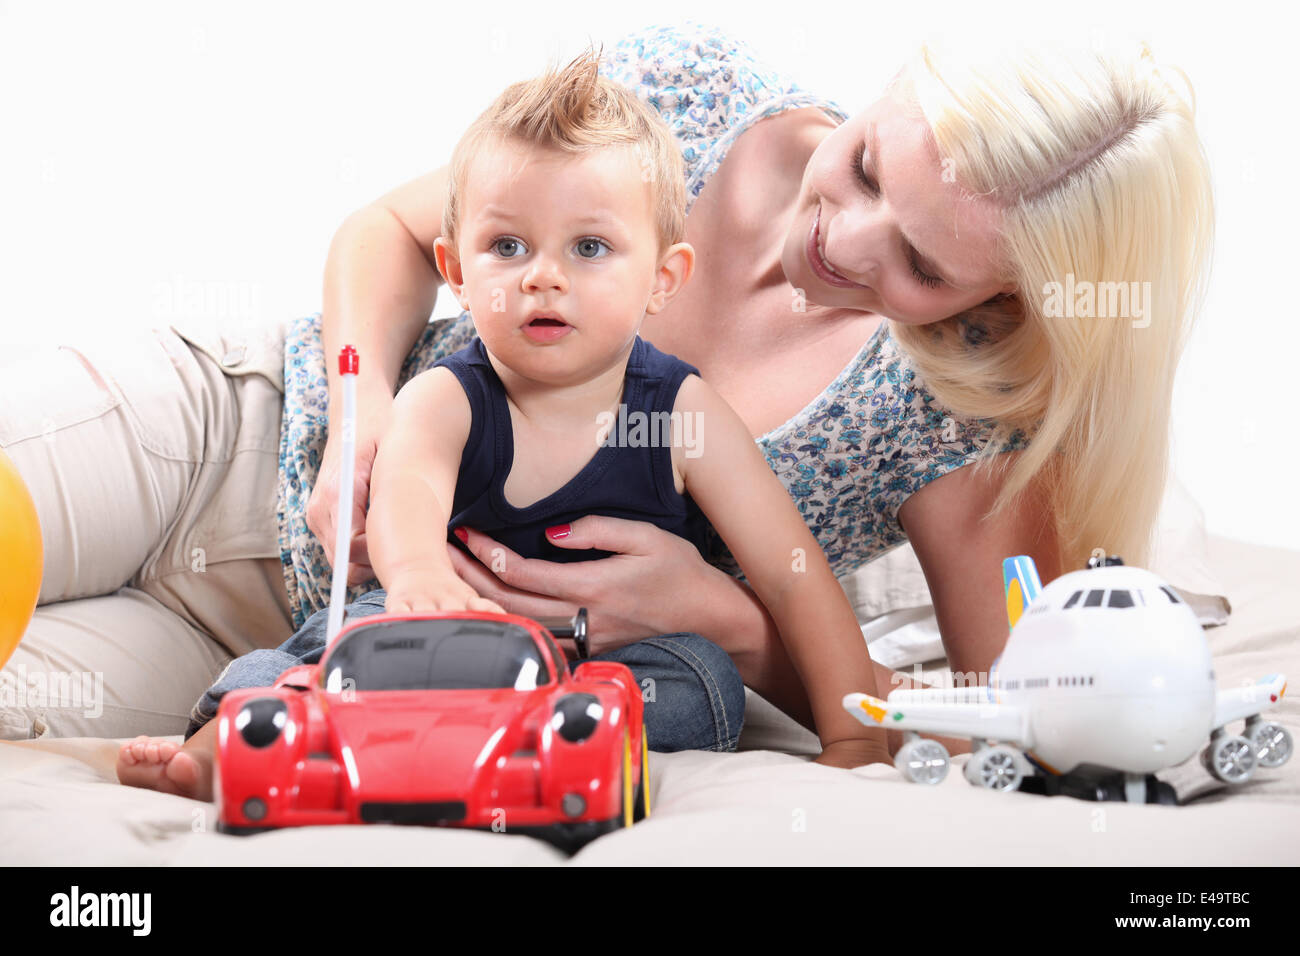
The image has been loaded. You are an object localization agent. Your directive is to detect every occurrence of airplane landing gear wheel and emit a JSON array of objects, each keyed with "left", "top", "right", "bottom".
[
  {"left": 1246, "top": 721, "right": 1293, "bottom": 769},
  {"left": 894, "top": 737, "right": 949, "bottom": 785},
  {"left": 1204, "top": 733, "right": 1257, "bottom": 784},
  {"left": 964, "top": 745, "right": 1025, "bottom": 792},
  {"left": 1121, "top": 773, "right": 1147, "bottom": 804}
]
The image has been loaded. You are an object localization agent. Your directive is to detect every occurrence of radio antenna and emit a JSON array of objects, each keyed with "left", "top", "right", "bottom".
[{"left": 325, "top": 344, "right": 359, "bottom": 646}]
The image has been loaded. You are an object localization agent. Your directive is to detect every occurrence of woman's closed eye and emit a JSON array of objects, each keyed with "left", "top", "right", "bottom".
[
  {"left": 850, "top": 142, "right": 946, "bottom": 290},
  {"left": 851, "top": 141, "right": 877, "bottom": 193},
  {"left": 906, "top": 252, "right": 944, "bottom": 290}
]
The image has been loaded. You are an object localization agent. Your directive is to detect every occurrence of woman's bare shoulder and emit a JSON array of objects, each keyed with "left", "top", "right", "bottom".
[{"left": 698, "top": 107, "right": 834, "bottom": 228}]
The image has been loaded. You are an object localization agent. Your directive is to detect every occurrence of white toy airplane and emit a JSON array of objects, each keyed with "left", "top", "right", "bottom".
[{"left": 843, "top": 554, "right": 1292, "bottom": 804}]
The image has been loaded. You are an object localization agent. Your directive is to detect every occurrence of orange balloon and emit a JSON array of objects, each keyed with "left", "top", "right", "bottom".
[{"left": 0, "top": 447, "right": 42, "bottom": 671}]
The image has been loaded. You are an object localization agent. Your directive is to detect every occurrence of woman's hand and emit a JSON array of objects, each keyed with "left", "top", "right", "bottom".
[
  {"left": 445, "top": 516, "right": 728, "bottom": 654},
  {"left": 306, "top": 383, "right": 396, "bottom": 586}
]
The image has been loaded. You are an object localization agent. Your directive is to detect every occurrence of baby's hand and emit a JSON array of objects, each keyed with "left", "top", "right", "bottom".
[
  {"left": 814, "top": 737, "right": 892, "bottom": 770},
  {"left": 384, "top": 573, "right": 507, "bottom": 616}
]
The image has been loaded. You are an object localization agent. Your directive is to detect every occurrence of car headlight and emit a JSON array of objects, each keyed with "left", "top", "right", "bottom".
[
  {"left": 235, "top": 699, "right": 288, "bottom": 748},
  {"left": 551, "top": 693, "right": 603, "bottom": 743}
]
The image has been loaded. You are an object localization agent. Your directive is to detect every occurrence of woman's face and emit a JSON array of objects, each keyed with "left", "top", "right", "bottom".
[{"left": 780, "top": 91, "right": 1014, "bottom": 324}]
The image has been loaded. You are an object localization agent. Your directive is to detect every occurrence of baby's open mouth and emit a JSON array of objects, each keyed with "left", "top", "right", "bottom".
[{"left": 522, "top": 312, "right": 573, "bottom": 341}]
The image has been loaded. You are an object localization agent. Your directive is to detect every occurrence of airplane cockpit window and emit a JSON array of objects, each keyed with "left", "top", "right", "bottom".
[
  {"left": 1159, "top": 586, "right": 1183, "bottom": 605},
  {"left": 1062, "top": 588, "right": 1149, "bottom": 610}
]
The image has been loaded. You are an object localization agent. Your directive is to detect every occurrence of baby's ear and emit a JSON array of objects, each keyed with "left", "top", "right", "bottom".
[
  {"left": 432, "top": 237, "right": 466, "bottom": 298},
  {"left": 647, "top": 241, "right": 695, "bottom": 314}
]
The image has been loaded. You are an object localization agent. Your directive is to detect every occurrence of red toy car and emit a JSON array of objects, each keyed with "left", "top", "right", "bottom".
[{"left": 212, "top": 607, "right": 649, "bottom": 852}]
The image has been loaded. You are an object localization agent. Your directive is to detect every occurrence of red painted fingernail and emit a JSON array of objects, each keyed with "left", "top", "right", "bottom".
[
  {"left": 453, "top": 527, "right": 468, "bottom": 543},
  {"left": 545, "top": 523, "right": 571, "bottom": 540}
]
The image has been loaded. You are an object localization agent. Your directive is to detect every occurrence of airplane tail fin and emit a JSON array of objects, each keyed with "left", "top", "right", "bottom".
[{"left": 1002, "top": 555, "right": 1042, "bottom": 631}]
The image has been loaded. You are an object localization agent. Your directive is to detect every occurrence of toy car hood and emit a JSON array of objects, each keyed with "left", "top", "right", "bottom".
[{"left": 324, "top": 687, "right": 542, "bottom": 796}]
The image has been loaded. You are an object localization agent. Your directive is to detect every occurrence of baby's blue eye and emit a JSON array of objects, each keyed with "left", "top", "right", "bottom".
[
  {"left": 492, "top": 237, "right": 526, "bottom": 258},
  {"left": 575, "top": 238, "right": 610, "bottom": 259}
]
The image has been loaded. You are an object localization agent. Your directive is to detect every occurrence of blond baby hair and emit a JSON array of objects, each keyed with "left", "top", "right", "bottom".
[{"left": 442, "top": 46, "right": 685, "bottom": 253}]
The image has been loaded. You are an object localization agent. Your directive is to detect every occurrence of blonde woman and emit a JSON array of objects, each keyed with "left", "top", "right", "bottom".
[{"left": 2, "top": 22, "right": 1212, "bottom": 757}]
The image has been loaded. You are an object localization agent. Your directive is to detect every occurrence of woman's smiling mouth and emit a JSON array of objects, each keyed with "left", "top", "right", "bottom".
[{"left": 807, "top": 205, "right": 869, "bottom": 290}]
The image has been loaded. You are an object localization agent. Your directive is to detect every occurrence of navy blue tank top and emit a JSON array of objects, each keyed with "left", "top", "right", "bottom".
[{"left": 432, "top": 336, "right": 710, "bottom": 563}]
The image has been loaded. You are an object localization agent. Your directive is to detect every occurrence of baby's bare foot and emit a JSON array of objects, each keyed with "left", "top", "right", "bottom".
[{"left": 116, "top": 735, "right": 213, "bottom": 801}]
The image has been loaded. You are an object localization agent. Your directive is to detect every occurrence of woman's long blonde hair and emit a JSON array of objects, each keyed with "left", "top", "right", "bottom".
[{"left": 890, "top": 36, "right": 1214, "bottom": 570}]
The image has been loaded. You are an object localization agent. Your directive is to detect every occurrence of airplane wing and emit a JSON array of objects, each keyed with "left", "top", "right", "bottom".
[
  {"left": 843, "top": 691, "right": 1033, "bottom": 748},
  {"left": 1213, "top": 673, "right": 1287, "bottom": 730}
]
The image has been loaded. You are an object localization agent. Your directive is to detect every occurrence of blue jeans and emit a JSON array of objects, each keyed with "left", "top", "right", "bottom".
[{"left": 186, "top": 588, "right": 744, "bottom": 752}]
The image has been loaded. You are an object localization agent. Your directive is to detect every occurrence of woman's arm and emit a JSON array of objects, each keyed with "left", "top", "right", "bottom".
[
  {"left": 897, "top": 452, "right": 1064, "bottom": 678},
  {"left": 309, "top": 167, "right": 452, "bottom": 581},
  {"left": 321, "top": 166, "right": 451, "bottom": 407}
]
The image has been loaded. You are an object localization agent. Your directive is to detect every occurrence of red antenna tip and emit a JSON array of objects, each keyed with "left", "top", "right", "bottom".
[{"left": 338, "top": 345, "right": 359, "bottom": 376}]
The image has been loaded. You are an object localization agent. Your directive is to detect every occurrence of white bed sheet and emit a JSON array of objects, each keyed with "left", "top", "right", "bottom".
[{"left": 2, "top": 535, "right": 1297, "bottom": 866}]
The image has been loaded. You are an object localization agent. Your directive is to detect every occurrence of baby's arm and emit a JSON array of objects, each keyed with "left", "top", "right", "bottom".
[
  {"left": 674, "top": 375, "right": 889, "bottom": 766},
  {"left": 366, "top": 367, "right": 503, "bottom": 614}
]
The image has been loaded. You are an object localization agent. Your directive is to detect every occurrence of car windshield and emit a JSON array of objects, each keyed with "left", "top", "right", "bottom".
[{"left": 321, "top": 618, "right": 551, "bottom": 692}]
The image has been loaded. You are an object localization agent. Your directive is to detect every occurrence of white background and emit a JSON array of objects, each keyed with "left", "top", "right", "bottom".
[{"left": 2, "top": 0, "right": 1296, "bottom": 551}]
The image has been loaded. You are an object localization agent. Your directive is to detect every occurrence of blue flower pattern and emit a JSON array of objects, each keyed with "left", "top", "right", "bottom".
[{"left": 275, "top": 22, "right": 1022, "bottom": 628}]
